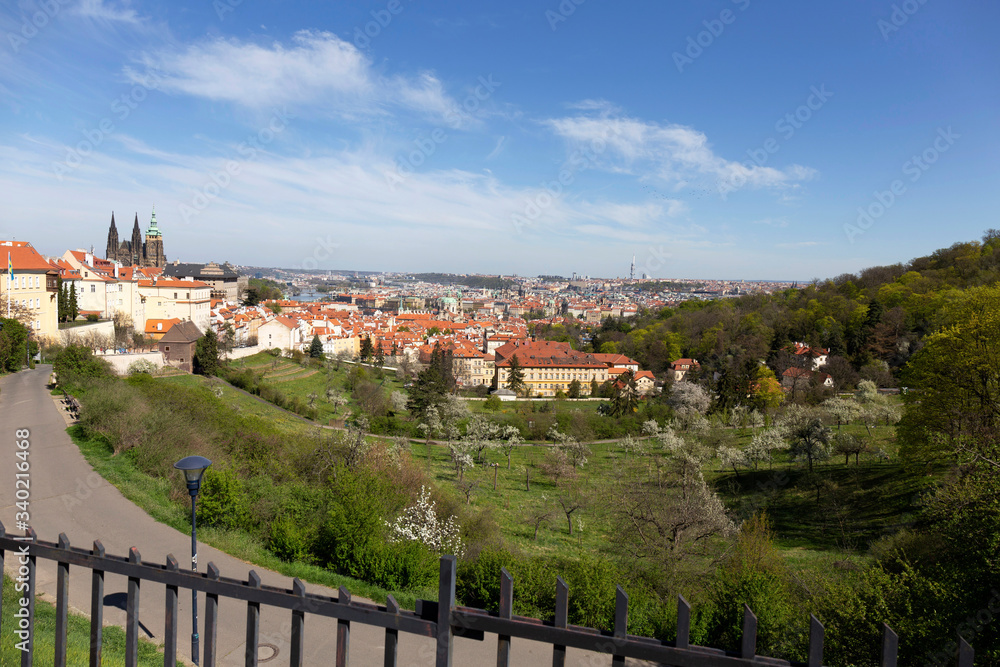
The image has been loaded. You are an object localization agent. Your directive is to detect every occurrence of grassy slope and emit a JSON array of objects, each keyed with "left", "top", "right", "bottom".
[
  {"left": 71, "top": 367, "right": 918, "bottom": 613},
  {"left": 226, "top": 353, "right": 409, "bottom": 424},
  {"left": 69, "top": 413, "right": 434, "bottom": 610},
  {"left": 1, "top": 574, "right": 177, "bottom": 666}
]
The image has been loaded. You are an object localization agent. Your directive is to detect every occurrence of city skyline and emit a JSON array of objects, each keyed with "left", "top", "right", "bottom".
[{"left": 2, "top": 1, "right": 998, "bottom": 280}]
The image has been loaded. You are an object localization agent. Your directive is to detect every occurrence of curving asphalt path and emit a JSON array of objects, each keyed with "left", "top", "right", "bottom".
[{"left": 0, "top": 366, "right": 652, "bottom": 666}]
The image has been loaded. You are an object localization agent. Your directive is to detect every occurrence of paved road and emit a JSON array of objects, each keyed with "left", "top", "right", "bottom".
[{"left": 0, "top": 366, "right": 649, "bottom": 666}]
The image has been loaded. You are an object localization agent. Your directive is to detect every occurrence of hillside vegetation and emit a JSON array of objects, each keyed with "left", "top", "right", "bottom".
[{"left": 48, "top": 232, "right": 1000, "bottom": 665}]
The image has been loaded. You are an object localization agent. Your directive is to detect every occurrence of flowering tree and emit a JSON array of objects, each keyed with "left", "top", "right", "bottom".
[{"left": 385, "top": 486, "right": 465, "bottom": 557}]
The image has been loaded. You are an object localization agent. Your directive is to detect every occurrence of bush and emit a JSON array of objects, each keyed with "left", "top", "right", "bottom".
[
  {"left": 196, "top": 466, "right": 252, "bottom": 532},
  {"left": 86, "top": 313, "right": 99, "bottom": 322},
  {"left": 53, "top": 344, "right": 112, "bottom": 384},
  {"left": 457, "top": 547, "right": 518, "bottom": 611},
  {"left": 126, "top": 359, "right": 158, "bottom": 376},
  {"left": 483, "top": 395, "right": 503, "bottom": 412},
  {"left": 267, "top": 516, "right": 316, "bottom": 564}
]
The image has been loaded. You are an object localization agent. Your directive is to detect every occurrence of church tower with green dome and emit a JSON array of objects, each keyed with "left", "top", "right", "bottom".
[{"left": 142, "top": 205, "right": 167, "bottom": 268}]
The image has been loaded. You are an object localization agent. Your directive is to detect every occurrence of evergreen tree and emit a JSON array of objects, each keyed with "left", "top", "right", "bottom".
[
  {"left": 57, "top": 278, "right": 67, "bottom": 322},
  {"left": 406, "top": 342, "right": 454, "bottom": 417},
  {"left": 375, "top": 343, "right": 385, "bottom": 368},
  {"left": 359, "top": 335, "right": 374, "bottom": 361},
  {"left": 590, "top": 378, "right": 600, "bottom": 397},
  {"left": 194, "top": 329, "right": 220, "bottom": 376},
  {"left": 309, "top": 334, "right": 324, "bottom": 358},
  {"left": 506, "top": 354, "right": 526, "bottom": 395},
  {"left": 68, "top": 281, "right": 79, "bottom": 321},
  {"left": 609, "top": 369, "right": 639, "bottom": 417}
]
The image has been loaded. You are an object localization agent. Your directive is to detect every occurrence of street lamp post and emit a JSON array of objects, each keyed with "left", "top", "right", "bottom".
[{"left": 174, "top": 455, "right": 212, "bottom": 666}]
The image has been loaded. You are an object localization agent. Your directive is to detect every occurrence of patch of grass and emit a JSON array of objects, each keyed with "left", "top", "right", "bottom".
[{"left": 2, "top": 574, "right": 177, "bottom": 666}]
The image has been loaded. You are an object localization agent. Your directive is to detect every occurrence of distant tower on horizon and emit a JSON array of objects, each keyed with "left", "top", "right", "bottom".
[{"left": 630, "top": 254, "right": 635, "bottom": 281}]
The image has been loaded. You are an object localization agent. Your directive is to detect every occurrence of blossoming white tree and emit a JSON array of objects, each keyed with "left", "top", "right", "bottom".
[{"left": 385, "top": 486, "right": 465, "bottom": 557}]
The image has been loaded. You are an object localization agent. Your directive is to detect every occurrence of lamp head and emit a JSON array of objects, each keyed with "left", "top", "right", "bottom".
[{"left": 173, "top": 455, "right": 212, "bottom": 496}]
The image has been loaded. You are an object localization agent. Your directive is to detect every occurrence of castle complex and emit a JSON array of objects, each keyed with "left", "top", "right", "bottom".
[{"left": 105, "top": 207, "right": 166, "bottom": 268}]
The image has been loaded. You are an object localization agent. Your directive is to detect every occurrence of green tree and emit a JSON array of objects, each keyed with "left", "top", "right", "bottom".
[
  {"left": 506, "top": 354, "right": 526, "bottom": 395},
  {"left": 57, "top": 276, "right": 67, "bottom": 322},
  {"left": 567, "top": 378, "right": 582, "bottom": 399},
  {"left": 194, "top": 329, "right": 220, "bottom": 376},
  {"left": 360, "top": 336, "right": 374, "bottom": 362},
  {"left": 375, "top": 343, "right": 385, "bottom": 369},
  {"left": 609, "top": 370, "right": 639, "bottom": 417},
  {"left": 309, "top": 335, "right": 324, "bottom": 358},
  {"left": 590, "top": 378, "right": 600, "bottom": 397},
  {"left": 0, "top": 318, "right": 29, "bottom": 372},
  {"left": 407, "top": 342, "right": 454, "bottom": 418},
  {"left": 790, "top": 418, "right": 831, "bottom": 473},
  {"left": 68, "top": 281, "right": 79, "bottom": 321},
  {"left": 52, "top": 344, "right": 111, "bottom": 381}
]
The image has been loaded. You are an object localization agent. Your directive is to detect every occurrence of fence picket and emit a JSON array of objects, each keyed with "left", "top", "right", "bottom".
[
  {"left": 612, "top": 586, "right": 628, "bottom": 666},
  {"left": 204, "top": 562, "right": 220, "bottom": 667},
  {"left": 291, "top": 578, "right": 306, "bottom": 667},
  {"left": 676, "top": 596, "right": 690, "bottom": 649},
  {"left": 384, "top": 595, "right": 399, "bottom": 667},
  {"left": 90, "top": 540, "right": 105, "bottom": 667},
  {"left": 497, "top": 568, "right": 513, "bottom": 667},
  {"left": 21, "top": 527, "right": 37, "bottom": 667},
  {"left": 552, "top": 577, "right": 568, "bottom": 667},
  {"left": 741, "top": 604, "right": 757, "bottom": 659},
  {"left": 881, "top": 624, "right": 898, "bottom": 667},
  {"left": 807, "top": 614, "right": 824, "bottom": 667},
  {"left": 164, "top": 555, "right": 179, "bottom": 667},
  {"left": 337, "top": 586, "right": 352, "bottom": 667},
  {"left": 958, "top": 635, "right": 974, "bottom": 667},
  {"left": 437, "top": 556, "right": 456, "bottom": 667},
  {"left": 54, "top": 533, "right": 70, "bottom": 667},
  {"left": 126, "top": 547, "right": 142, "bottom": 667},
  {"left": 245, "top": 571, "right": 261, "bottom": 667}
]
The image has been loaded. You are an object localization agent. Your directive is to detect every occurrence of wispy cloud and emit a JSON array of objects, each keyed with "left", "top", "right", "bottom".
[
  {"left": 545, "top": 109, "right": 817, "bottom": 191},
  {"left": 128, "top": 31, "right": 467, "bottom": 125},
  {"left": 70, "top": 0, "right": 141, "bottom": 24}
]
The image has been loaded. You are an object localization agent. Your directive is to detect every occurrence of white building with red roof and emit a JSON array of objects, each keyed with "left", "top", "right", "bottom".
[{"left": 0, "top": 240, "right": 59, "bottom": 340}]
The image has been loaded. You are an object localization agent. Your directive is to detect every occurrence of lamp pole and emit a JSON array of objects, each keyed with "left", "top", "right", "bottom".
[{"left": 174, "top": 456, "right": 211, "bottom": 666}]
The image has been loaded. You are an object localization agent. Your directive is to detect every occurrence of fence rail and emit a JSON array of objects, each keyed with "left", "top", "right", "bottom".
[{"left": 0, "top": 522, "right": 977, "bottom": 667}]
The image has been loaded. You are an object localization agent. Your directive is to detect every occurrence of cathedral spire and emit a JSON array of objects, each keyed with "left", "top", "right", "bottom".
[
  {"left": 146, "top": 204, "right": 161, "bottom": 237},
  {"left": 106, "top": 211, "right": 119, "bottom": 261},
  {"left": 131, "top": 214, "right": 142, "bottom": 265}
]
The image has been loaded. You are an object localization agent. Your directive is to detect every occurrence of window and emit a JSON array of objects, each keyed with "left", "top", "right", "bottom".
[
  {"left": 91, "top": 285, "right": 96, "bottom": 293},
  {"left": 174, "top": 292, "right": 178, "bottom": 299},
  {"left": 165, "top": 346, "right": 170, "bottom": 351},
  {"left": 19, "top": 276, "right": 24, "bottom": 288}
]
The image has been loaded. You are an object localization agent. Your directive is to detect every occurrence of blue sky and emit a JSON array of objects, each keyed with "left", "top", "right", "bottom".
[{"left": 1, "top": 0, "right": 997, "bottom": 279}]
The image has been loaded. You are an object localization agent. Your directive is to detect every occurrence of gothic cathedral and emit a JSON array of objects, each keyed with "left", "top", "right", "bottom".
[{"left": 105, "top": 208, "right": 167, "bottom": 268}]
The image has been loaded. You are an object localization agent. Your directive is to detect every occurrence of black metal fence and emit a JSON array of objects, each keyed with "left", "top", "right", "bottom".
[{"left": 0, "top": 522, "right": 977, "bottom": 667}]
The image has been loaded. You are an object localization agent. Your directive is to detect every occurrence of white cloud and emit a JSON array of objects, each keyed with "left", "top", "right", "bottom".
[
  {"left": 545, "top": 110, "right": 817, "bottom": 191},
  {"left": 129, "top": 31, "right": 466, "bottom": 125},
  {"left": 70, "top": 0, "right": 141, "bottom": 24},
  {"left": 0, "top": 133, "right": 705, "bottom": 270}
]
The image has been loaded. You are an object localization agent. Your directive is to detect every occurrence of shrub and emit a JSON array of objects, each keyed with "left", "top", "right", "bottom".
[
  {"left": 457, "top": 547, "right": 518, "bottom": 611},
  {"left": 483, "top": 395, "right": 503, "bottom": 412},
  {"left": 53, "top": 344, "right": 112, "bottom": 384},
  {"left": 126, "top": 359, "right": 158, "bottom": 376},
  {"left": 267, "top": 517, "right": 316, "bottom": 564},
  {"left": 86, "top": 313, "right": 99, "bottom": 322},
  {"left": 197, "top": 466, "right": 252, "bottom": 532}
]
